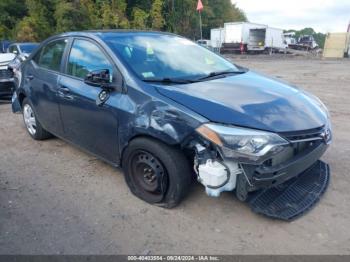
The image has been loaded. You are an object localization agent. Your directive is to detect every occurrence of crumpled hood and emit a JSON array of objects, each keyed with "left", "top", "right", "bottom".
[{"left": 155, "top": 71, "right": 328, "bottom": 133}]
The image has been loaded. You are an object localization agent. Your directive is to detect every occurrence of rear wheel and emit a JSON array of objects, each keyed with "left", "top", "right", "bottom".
[
  {"left": 122, "top": 137, "right": 192, "bottom": 208},
  {"left": 22, "top": 98, "right": 52, "bottom": 140}
]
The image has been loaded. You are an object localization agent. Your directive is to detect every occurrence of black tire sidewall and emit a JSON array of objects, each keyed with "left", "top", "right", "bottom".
[{"left": 122, "top": 137, "right": 191, "bottom": 208}]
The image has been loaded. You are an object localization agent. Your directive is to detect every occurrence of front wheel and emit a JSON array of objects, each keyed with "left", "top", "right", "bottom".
[
  {"left": 122, "top": 137, "right": 192, "bottom": 208},
  {"left": 22, "top": 98, "right": 52, "bottom": 140}
]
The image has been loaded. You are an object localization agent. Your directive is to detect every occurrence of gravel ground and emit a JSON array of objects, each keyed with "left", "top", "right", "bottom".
[{"left": 0, "top": 56, "right": 350, "bottom": 255}]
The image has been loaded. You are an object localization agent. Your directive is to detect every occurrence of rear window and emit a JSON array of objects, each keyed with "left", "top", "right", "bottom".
[{"left": 34, "top": 39, "right": 67, "bottom": 72}]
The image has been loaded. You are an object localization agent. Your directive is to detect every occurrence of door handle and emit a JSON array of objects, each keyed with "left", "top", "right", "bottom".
[
  {"left": 26, "top": 75, "right": 34, "bottom": 81},
  {"left": 58, "top": 86, "right": 70, "bottom": 94},
  {"left": 57, "top": 86, "right": 73, "bottom": 100}
]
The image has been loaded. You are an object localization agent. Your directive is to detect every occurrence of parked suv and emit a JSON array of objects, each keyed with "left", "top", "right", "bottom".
[
  {"left": 7, "top": 42, "right": 39, "bottom": 57},
  {"left": 12, "top": 31, "right": 332, "bottom": 220},
  {"left": 7, "top": 43, "right": 39, "bottom": 89}
]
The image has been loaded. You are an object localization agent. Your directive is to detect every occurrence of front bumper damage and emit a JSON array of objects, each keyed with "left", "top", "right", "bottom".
[
  {"left": 0, "top": 79, "right": 14, "bottom": 97},
  {"left": 191, "top": 131, "right": 331, "bottom": 221},
  {"left": 0, "top": 67, "right": 15, "bottom": 97},
  {"left": 248, "top": 160, "right": 329, "bottom": 221}
]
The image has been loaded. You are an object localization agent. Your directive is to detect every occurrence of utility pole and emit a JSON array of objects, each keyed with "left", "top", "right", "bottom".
[
  {"left": 199, "top": 12, "right": 203, "bottom": 40},
  {"left": 196, "top": 0, "right": 203, "bottom": 40}
]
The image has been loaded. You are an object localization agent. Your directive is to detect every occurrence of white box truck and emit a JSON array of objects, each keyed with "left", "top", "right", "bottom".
[
  {"left": 210, "top": 28, "right": 225, "bottom": 48},
  {"left": 219, "top": 22, "right": 286, "bottom": 53},
  {"left": 247, "top": 27, "right": 286, "bottom": 52},
  {"left": 265, "top": 27, "right": 286, "bottom": 51},
  {"left": 221, "top": 22, "right": 267, "bottom": 52}
]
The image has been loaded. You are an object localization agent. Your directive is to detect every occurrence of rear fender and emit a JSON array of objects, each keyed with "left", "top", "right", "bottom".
[{"left": 11, "top": 92, "right": 21, "bottom": 113}]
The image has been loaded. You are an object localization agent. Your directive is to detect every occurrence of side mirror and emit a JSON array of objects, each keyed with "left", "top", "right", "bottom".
[
  {"left": 84, "top": 69, "right": 114, "bottom": 90},
  {"left": 16, "top": 54, "right": 28, "bottom": 62},
  {"left": 12, "top": 50, "right": 18, "bottom": 55}
]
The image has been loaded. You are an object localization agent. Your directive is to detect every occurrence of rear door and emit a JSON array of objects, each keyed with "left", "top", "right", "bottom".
[
  {"left": 58, "top": 38, "right": 120, "bottom": 163},
  {"left": 26, "top": 38, "right": 68, "bottom": 136}
]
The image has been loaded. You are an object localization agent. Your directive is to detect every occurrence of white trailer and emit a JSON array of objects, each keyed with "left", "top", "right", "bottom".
[
  {"left": 210, "top": 28, "right": 225, "bottom": 48},
  {"left": 265, "top": 27, "right": 286, "bottom": 50},
  {"left": 224, "top": 22, "right": 267, "bottom": 44},
  {"left": 221, "top": 22, "right": 267, "bottom": 52},
  {"left": 247, "top": 27, "right": 286, "bottom": 52},
  {"left": 219, "top": 22, "right": 286, "bottom": 53}
]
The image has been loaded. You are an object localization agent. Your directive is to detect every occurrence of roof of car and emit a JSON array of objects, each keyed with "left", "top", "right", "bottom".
[
  {"left": 10, "top": 42, "right": 39, "bottom": 46},
  {"left": 55, "top": 30, "right": 176, "bottom": 39},
  {"left": 84, "top": 29, "right": 172, "bottom": 34},
  {"left": 38, "top": 30, "right": 180, "bottom": 48}
]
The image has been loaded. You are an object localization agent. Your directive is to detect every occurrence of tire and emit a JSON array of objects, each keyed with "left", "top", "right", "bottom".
[
  {"left": 22, "top": 98, "right": 52, "bottom": 140},
  {"left": 122, "top": 137, "right": 192, "bottom": 208}
]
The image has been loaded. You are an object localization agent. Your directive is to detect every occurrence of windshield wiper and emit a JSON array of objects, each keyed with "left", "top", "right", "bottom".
[
  {"left": 142, "top": 78, "right": 197, "bottom": 84},
  {"left": 196, "top": 70, "right": 246, "bottom": 81}
]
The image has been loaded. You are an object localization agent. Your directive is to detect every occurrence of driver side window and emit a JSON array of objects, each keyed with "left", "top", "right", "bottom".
[{"left": 67, "top": 39, "right": 113, "bottom": 80}]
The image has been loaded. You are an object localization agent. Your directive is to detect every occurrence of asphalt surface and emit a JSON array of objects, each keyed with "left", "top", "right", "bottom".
[{"left": 0, "top": 56, "right": 350, "bottom": 254}]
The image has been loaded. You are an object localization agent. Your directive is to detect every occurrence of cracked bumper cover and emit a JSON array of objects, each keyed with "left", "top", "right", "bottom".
[
  {"left": 248, "top": 142, "right": 328, "bottom": 189},
  {"left": 248, "top": 160, "right": 330, "bottom": 220}
]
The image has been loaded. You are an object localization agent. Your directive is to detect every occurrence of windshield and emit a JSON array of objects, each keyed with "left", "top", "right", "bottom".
[
  {"left": 103, "top": 33, "right": 240, "bottom": 81},
  {"left": 19, "top": 44, "right": 38, "bottom": 54}
]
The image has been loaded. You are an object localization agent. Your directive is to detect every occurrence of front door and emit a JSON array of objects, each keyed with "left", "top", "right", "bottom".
[{"left": 58, "top": 38, "right": 120, "bottom": 163}]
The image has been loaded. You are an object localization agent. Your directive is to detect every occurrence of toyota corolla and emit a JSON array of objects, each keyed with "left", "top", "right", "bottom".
[{"left": 12, "top": 31, "right": 332, "bottom": 220}]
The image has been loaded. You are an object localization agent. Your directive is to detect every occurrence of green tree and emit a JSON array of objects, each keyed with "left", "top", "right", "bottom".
[
  {"left": 15, "top": 0, "right": 53, "bottom": 41},
  {"left": 0, "top": 0, "right": 27, "bottom": 39},
  {"left": 101, "top": 1, "right": 119, "bottom": 28},
  {"left": 126, "top": 0, "right": 152, "bottom": 17},
  {"left": 99, "top": 0, "right": 130, "bottom": 29},
  {"left": 81, "top": 0, "right": 102, "bottom": 29},
  {"left": 131, "top": 7, "right": 149, "bottom": 29},
  {"left": 150, "top": 0, "right": 164, "bottom": 30},
  {"left": 15, "top": 17, "right": 37, "bottom": 42},
  {"left": 202, "top": 0, "right": 247, "bottom": 39},
  {"left": 112, "top": 0, "right": 130, "bottom": 28},
  {"left": 54, "top": 1, "right": 91, "bottom": 33},
  {"left": 3, "top": 0, "right": 248, "bottom": 42}
]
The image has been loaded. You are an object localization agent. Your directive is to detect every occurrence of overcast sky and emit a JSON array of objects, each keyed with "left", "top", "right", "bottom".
[{"left": 232, "top": 0, "right": 350, "bottom": 33}]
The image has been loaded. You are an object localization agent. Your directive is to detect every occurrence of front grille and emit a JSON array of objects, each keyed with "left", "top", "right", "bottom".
[
  {"left": 0, "top": 69, "right": 13, "bottom": 79},
  {"left": 263, "top": 127, "right": 328, "bottom": 167},
  {"left": 282, "top": 127, "right": 326, "bottom": 143}
]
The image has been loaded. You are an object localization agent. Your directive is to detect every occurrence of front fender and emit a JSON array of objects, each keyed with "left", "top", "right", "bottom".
[{"left": 115, "top": 89, "right": 207, "bottom": 165}]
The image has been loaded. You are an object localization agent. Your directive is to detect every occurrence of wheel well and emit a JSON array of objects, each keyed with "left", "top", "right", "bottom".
[
  {"left": 18, "top": 93, "right": 26, "bottom": 107},
  {"left": 120, "top": 135, "right": 184, "bottom": 168}
]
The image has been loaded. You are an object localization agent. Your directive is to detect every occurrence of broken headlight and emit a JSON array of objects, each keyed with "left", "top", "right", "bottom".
[{"left": 196, "top": 123, "right": 289, "bottom": 164}]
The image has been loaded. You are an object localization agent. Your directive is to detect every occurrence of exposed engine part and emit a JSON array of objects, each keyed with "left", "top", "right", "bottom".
[{"left": 193, "top": 143, "right": 242, "bottom": 197}]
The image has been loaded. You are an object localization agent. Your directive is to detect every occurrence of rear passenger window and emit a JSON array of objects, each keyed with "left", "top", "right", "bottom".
[
  {"left": 36, "top": 39, "right": 67, "bottom": 72},
  {"left": 67, "top": 39, "right": 113, "bottom": 79}
]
